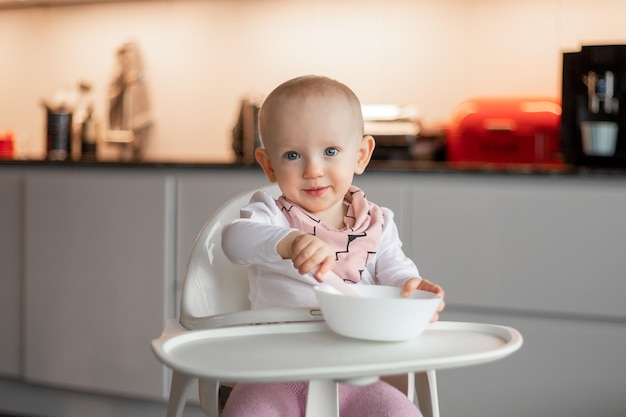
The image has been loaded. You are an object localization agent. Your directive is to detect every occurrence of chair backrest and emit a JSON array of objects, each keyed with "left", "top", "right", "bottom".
[{"left": 179, "top": 184, "right": 281, "bottom": 330}]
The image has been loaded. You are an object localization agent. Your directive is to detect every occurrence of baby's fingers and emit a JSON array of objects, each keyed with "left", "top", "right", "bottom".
[
  {"left": 418, "top": 278, "right": 445, "bottom": 298},
  {"left": 313, "top": 258, "right": 336, "bottom": 282},
  {"left": 292, "top": 239, "right": 334, "bottom": 276}
]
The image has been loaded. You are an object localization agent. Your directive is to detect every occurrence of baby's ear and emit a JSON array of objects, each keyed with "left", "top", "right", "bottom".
[
  {"left": 355, "top": 135, "right": 375, "bottom": 174},
  {"left": 255, "top": 147, "right": 277, "bottom": 182}
]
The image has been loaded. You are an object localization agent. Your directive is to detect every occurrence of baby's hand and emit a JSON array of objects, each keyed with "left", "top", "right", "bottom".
[
  {"left": 277, "top": 231, "right": 336, "bottom": 281},
  {"left": 402, "top": 277, "right": 446, "bottom": 322}
]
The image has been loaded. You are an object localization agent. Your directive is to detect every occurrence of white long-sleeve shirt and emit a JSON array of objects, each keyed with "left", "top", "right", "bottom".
[{"left": 222, "top": 190, "right": 420, "bottom": 309}]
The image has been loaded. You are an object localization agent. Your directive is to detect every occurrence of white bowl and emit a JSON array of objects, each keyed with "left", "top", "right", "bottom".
[{"left": 314, "top": 284, "right": 442, "bottom": 342}]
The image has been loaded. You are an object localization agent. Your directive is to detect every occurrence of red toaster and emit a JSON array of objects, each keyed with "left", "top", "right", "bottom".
[{"left": 446, "top": 97, "right": 563, "bottom": 165}]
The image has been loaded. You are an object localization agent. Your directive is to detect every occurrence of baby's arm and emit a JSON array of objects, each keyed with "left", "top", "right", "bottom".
[
  {"left": 222, "top": 191, "right": 293, "bottom": 265},
  {"left": 277, "top": 231, "right": 336, "bottom": 282},
  {"left": 222, "top": 191, "right": 335, "bottom": 279},
  {"left": 222, "top": 219, "right": 289, "bottom": 264}
]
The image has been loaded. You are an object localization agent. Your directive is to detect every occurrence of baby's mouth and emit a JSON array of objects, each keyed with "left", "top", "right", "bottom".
[{"left": 303, "top": 186, "right": 328, "bottom": 197}]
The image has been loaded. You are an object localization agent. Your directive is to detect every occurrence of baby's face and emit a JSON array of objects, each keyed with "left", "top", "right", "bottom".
[{"left": 256, "top": 93, "right": 371, "bottom": 223}]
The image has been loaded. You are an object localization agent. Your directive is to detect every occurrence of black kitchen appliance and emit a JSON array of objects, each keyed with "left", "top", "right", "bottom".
[
  {"left": 561, "top": 44, "right": 626, "bottom": 167},
  {"left": 232, "top": 98, "right": 261, "bottom": 165}
]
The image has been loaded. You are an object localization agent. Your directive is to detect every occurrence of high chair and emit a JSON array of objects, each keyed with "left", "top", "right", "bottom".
[{"left": 155, "top": 184, "right": 440, "bottom": 417}]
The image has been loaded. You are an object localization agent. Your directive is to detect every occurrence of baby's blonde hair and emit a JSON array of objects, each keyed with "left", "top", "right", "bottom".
[{"left": 258, "top": 75, "right": 364, "bottom": 146}]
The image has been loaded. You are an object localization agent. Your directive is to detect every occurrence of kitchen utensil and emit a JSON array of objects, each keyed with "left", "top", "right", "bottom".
[{"left": 320, "top": 270, "right": 360, "bottom": 297}]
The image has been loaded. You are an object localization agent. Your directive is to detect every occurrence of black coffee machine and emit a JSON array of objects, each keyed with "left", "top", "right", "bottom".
[{"left": 561, "top": 44, "right": 626, "bottom": 167}]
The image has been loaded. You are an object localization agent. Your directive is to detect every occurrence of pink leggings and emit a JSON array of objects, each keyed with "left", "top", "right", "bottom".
[{"left": 221, "top": 380, "right": 422, "bottom": 417}]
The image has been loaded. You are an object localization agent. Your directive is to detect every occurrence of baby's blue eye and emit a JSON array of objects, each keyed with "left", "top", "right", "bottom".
[
  {"left": 324, "top": 147, "right": 339, "bottom": 157},
  {"left": 284, "top": 151, "right": 300, "bottom": 160}
]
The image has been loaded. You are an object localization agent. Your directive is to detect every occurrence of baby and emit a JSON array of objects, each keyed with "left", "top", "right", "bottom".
[{"left": 222, "top": 75, "right": 445, "bottom": 417}]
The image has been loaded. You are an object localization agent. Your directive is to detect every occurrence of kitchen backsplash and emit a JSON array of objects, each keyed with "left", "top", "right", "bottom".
[{"left": 1, "top": 0, "right": 625, "bottom": 162}]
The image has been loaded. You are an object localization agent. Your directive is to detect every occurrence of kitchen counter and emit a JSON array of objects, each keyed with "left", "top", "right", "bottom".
[{"left": 2, "top": 158, "right": 626, "bottom": 177}]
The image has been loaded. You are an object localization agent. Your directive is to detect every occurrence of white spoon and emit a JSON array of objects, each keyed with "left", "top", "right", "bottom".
[{"left": 320, "top": 270, "right": 360, "bottom": 297}]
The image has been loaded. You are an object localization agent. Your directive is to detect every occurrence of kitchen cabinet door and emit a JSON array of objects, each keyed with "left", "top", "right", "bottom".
[
  {"left": 407, "top": 175, "right": 626, "bottom": 319},
  {"left": 23, "top": 170, "right": 174, "bottom": 399},
  {"left": 438, "top": 308, "right": 626, "bottom": 417},
  {"left": 0, "top": 172, "right": 22, "bottom": 377},
  {"left": 354, "top": 171, "right": 411, "bottom": 250}
]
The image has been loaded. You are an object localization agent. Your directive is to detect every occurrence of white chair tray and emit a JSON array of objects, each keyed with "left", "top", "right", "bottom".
[{"left": 152, "top": 320, "right": 522, "bottom": 383}]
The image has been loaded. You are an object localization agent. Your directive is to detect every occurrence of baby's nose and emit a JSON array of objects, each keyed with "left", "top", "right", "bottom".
[{"left": 303, "top": 158, "right": 323, "bottom": 178}]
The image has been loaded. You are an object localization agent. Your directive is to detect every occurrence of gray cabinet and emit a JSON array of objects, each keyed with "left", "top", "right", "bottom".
[
  {"left": 439, "top": 308, "right": 626, "bottom": 417},
  {"left": 0, "top": 172, "right": 22, "bottom": 377},
  {"left": 354, "top": 172, "right": 408, "bottom": 227},
  {"left": 407, "top": 175, "right": 626, "bottom": 316},
  {"left": 406, "top": 174, "right": 626, "bottom": 417},
  {"left": 22, "top": 169, "right": 174, "bottom": 399}
]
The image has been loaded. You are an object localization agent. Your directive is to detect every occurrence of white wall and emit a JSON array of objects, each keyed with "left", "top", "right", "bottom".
[{"left": 1, "top": 0, "right": 625, "bottom": 162}]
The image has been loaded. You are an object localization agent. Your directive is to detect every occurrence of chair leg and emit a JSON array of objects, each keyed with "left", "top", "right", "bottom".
[
  {"left": 306, "top": 379, "right": 339, "bottom": 417},
  {"left": 414, "top": 370, "right": 439, "bottom": 417},
  {"left": 198, "top": 379, "right": 221, "bottom": 417},
  {"left": 167, "top": 371, "right": 195, "bottom": 417}
]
